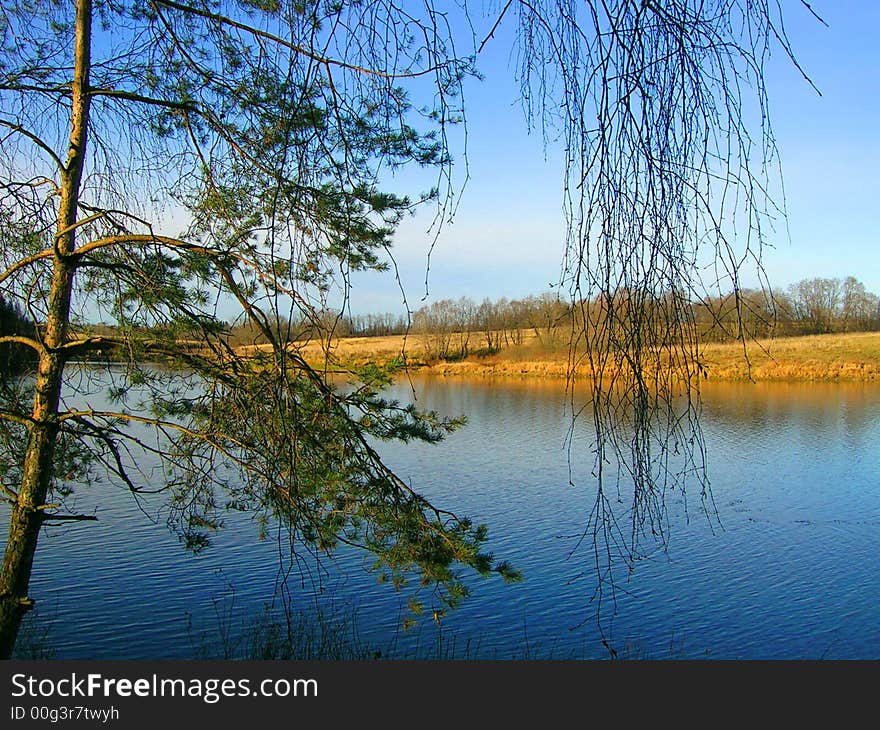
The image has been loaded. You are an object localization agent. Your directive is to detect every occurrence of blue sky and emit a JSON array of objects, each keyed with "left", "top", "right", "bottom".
[{"left": 348, "top": 1, "right": 880, "bottom": 315}]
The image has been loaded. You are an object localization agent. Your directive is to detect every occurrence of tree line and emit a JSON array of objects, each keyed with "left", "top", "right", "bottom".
[
  {"left": 19, "top": 274, "right": 880, "bottom": 362},
  {"left": 690, "top": 276, "right": 879, "bottom": 341},
  {"left": 325, "top": 276, "right": 880, "bottom": 361}
]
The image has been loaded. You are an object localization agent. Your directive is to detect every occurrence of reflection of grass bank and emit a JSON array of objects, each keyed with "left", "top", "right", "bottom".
[
  {"left": 19, "top": 596, "right": 826, "bottom": 658},
  {"left": 7, "top": 580, "right": 731, "bottom": 660},
  {"left": 300, "top": 331, "right": 880, "bottom": 382},
  {"left": 189, "top": 603, "right": 384, "bottom": 660},
  {"left": 187, "top": 599, "right": 702, "bottom": 660},
  {"left": 10, "top": 608, "right": 55, "bottom": 660}
]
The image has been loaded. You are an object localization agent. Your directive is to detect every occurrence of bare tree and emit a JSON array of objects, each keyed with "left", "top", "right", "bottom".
[
  {"left": 841, "top": 276, "right": 879, "bottom": 333},
  {"left": 788, "top": 277, "right": 842, "bottom": 334}
]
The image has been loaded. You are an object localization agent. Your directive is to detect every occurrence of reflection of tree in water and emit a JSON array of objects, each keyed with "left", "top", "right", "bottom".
[{"left": 700, "top": 381, "right": 880, "bottom": 438}]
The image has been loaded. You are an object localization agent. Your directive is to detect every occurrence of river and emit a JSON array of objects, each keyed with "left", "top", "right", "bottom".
[{"left": 4, "top": 373, "right": 880, "bottom": 659}]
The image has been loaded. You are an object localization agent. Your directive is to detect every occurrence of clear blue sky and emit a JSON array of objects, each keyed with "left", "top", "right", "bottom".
[{"left": 347, "top": 1, "right": 880, "bottom": 315}]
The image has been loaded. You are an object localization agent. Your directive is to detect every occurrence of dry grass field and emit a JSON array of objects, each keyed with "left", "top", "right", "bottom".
[
  {"left": 695, "top": 332, "right": 880, "bottom": 381},
  {"left": 287, "top": 330, "right": 880, "bottom": 382}
]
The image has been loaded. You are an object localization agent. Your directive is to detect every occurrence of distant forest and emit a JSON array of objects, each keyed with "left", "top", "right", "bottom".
[
  {"left": 346, "top": 274, "right": 876, "bottom": 340},
  {"left": 212, "top": 275, "right": 880, "bottom": 357}
]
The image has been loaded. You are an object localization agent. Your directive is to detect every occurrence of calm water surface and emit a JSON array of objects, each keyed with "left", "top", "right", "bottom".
[{"left": 4, "top": 373, "right": 880, "bottom": 659}]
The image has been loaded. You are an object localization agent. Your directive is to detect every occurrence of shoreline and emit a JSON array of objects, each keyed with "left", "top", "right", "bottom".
[
  {"left": 304, "top": 331, "right": 880, "bottom": 383},
  {"left": 64, "top": 331, "right": 880, "bottom": 383}
]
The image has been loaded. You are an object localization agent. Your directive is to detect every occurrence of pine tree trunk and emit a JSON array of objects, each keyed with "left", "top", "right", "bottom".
[{"left": 0, "top": 0, "right": 91, "bottom": 659}]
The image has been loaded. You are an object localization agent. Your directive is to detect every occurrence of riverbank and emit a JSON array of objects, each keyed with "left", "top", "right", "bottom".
[{"left": 300, "top": 331, "right": 880, "bottom": 382}]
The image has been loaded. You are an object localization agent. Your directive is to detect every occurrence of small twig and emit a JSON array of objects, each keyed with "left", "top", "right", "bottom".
[
  {"left": 478, "top": 0, "right": 514, "bottom": 54},
  {"left": 799, "top": 1, "right": 829, "bottom": 26}
]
